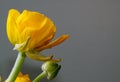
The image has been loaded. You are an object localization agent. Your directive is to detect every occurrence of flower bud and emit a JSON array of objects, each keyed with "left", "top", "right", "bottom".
[{"left": 41, "top": 61, "right": 61, "bottom": 80}]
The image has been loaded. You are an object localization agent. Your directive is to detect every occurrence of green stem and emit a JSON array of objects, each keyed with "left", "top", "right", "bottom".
[
  {"left": 33, "top": 71, "right": 47, "bottom": 82},
  {"left": 6, "top": 52, "right": 26, "bottom": 82}
]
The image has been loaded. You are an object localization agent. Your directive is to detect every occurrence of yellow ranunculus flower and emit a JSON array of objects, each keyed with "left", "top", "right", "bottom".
[
  {"left": 7, "top": 9, "right": 69, "bottom": 52},
  {"left": 15, "top": 72, "right": 31, "bottom": 82},
  {"left": 6, "top": 9, "right": 69, "bottom": 61}
]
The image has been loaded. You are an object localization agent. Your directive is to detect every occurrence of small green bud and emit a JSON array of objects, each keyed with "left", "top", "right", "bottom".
[{"left": 41, "top": 61, "right": 61, "bottom": 80}]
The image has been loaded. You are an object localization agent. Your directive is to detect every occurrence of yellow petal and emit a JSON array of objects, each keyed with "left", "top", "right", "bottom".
[
  {"left": 15, "top": 72, "right": 31, "bottom": 82},
  {"left": 16, "top": 10, "right": 53, "bottom": 33},
  {"left": 7, "top": 9, "right": 20, "bottom": 45},
  {"left": 37, "top": 34, "right": 69, "bottom": 51},
  {"left": 16, "top": 10, "right": 56, "bottom": 50}
]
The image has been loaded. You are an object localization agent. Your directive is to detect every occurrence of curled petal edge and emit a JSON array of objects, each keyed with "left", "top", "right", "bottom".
[{"left": 37, "top": 34, "right": 69, "bottom": 51}]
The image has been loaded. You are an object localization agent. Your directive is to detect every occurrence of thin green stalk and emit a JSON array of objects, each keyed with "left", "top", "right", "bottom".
[
  {"left": 33, "top": 71, "right": 47, "bottom": 82},
  {"left": 6, "top": 52, "right": 26, "bottom": 82}
]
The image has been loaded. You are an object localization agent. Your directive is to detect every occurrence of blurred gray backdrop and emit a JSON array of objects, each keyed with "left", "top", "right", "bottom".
[{"left": 0, "top": 0, "right": 120, "bottom": 82}]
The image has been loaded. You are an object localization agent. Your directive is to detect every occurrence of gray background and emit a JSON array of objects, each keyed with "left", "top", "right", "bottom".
[{"left": 0, "top": 0, "right": 120, "bottom": 82}]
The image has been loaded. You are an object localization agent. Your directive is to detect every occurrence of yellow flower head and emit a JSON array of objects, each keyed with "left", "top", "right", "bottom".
[
  {"left": 7, "top": 9, "right": 69, "bottom": 52},
  {"left": 15, "top": 72, "right": 31, "bottom": 82}
]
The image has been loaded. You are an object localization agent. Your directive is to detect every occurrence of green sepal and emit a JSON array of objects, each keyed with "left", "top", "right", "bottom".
[{"left": 26, "top": 50, "right": 61, "bottom": 62}]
